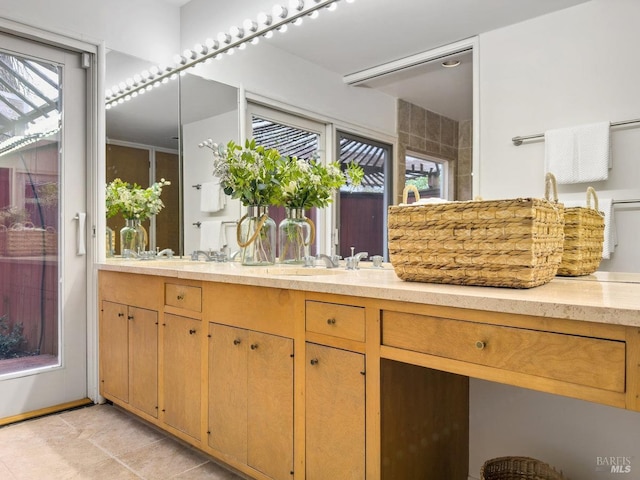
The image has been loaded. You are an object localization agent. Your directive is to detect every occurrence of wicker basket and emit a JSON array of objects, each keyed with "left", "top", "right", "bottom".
[
  {"left": 556, "top": 186, "right": 604, "bottom": 276},
  {"left": 481, "top": 456, "right": 567, "bottom": 480},
  {"left": 1, "top": 222, "right": 57, "bottom": 257},
  {"left": 388, "top": 174, "right": 565, "bottom": 288}
]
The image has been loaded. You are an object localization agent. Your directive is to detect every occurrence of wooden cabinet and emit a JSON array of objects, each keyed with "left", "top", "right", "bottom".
[
  {"left": 100, "top": 300, "right": 158, "bottom": 418},
  {"left": 161, "top": 313, "right": 202, "bottom": 441},
  {"left": 305, "top": 342, "right": 365, "bottom": 480},
  {"left": 306, "top": 301, "right": 365, "bottom": 342},
  {"left": 208, "top": 322, "right": 294, "bottom": 480}
]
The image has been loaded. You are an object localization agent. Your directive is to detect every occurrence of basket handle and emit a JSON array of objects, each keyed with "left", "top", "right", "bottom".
[
  {"left": 402, "top": 185, "right": 420, "bottom": 204},
  {"left": 544, "top": 172, "right": 559, "bottom": 202},
  {"left": 586, "top": 186, "right": 599, "bottom": 211}
]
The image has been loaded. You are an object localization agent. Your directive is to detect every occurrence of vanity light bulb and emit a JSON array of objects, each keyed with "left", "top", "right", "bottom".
[
  {"left": 345, "top": 0, "right": 354, "bottom": 3},
  {"left": 264, "top": 30, "right": 274, "bottom": 39},
  {"left": 131, "top": 91, "right": 138, "bottom": 98},
  {"left": 193, "top": 43, "right": 205, "bottom": 54},
  {"left": 141, "top": 70, "right": 150, "bottom": 79},
  {"left": 161, "top": 77, "right": 169, "bottom": 84},
  {"left": 105, "top": 88, "right": 113, "bottom": 98},
  {"left": 149, "top": 66, "right": 159, "bottom": 76},
  {"left": 117, "top": 98, "right": 124, "bottom": 104},
  {"left": 226, "top": 48, "right": 235, "bottom": 56},
  {"left": 124, "top": 95, "right": 131, "bottom": 101},
  {"left": 243, "top": 19, "right": 257, "bottom": 32},
  {"left": 205, "top": 38, "right": 218, "bottom": 49},
  {"left": 257, "top": 12, "right": 272, "bottom": 26},
  {"left": 251, "top": 37, "right": 260, "bottom": 45},
  {"left": 174, "top": 54, "right": 185, "bottom": 65},
  {"left": 118, "top": 81, "right": 127, "bottom": 91},
  {"left": 272, "top": 4, "right": 288, "bottom": 18},
  {"left": 309, "top": 10, "right": 319, "bottom": 19},
  {"left": 105, "top": 103, "right": 112, "bottom": 110},
  {"left": 217, "top": 32, "right": 231, "bottom": 44},
  {"left": 133, "top": 74, "right": 142, "bottom": 84},
  {"left": 293, "top": 17, "right": 303, "bottom": 26},
  {"left": 238, "top": 43, "right": 247, "bottom": 50},
  {"left": 289, "top": 0, "right": 304, "bottom": 11},
  {"left": 229, "top": 25, "right": 244, "bottom": 38},
  {"left": 327, "top": 2, "right": 337, "bottom": 11},
  {"left": 126, "top": 78, "right": 134, "bottom": 87},
  {"left": 278, "top": 24, "right": 289, "bottom": 33},
  {"left": 146, "top": 85, "right": 153, "bottom": 92}
]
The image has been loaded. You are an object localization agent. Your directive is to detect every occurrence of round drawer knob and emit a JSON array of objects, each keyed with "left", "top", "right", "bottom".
[
  {"left": 250, "top": 344, "right": 258, "bottom": 350},
  {"left": 327, "top": 318, "right": 336, "bottom": 325},
  {"left": 233, "top": 339, "right": 241, "bottom": 345},
  {"left": 310, "top": 358, "right": 319, "bottom": 365},
  {"left": 177, "top": 294, "right": 184, "bottom": 300},
  {"left": 475, "top": 340, "right": 486, "bottom": 350}
]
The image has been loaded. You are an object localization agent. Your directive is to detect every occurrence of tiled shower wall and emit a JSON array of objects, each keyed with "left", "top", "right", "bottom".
[{"left": 397, "top": 100, "right": 472, "bottom": 201}]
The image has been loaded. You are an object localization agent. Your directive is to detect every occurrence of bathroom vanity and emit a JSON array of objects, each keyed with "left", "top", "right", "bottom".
[{"left": 97, "top": 260, "right": 640, "bottom": 480}]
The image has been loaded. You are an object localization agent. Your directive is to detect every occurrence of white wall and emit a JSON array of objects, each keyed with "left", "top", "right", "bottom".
[
  {"left": 0, "top": 0, "right": 180, "bottom": 63},
  {"left": 471, "top": 1, "right": 640, "bottom": 478},
  {"left": 182, "top": 110, "right": 241, "bottom": 255},
  {"left": 478, "top": 0, "right": 640, "bottom": 273},
  {"left": 180, "top": 0, "right": 397, "bottom": 137}
]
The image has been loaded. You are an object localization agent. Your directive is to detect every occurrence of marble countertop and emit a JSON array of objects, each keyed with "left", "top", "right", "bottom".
[{"left": 97, "top": 259, "right": 640, "bottom": 327}]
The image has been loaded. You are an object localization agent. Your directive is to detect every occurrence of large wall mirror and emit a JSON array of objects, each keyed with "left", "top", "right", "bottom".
[{"left": 105, "top": 51, "right": 239, "bottom": 257}]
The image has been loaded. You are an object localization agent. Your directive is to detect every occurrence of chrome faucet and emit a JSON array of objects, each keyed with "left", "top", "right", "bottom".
[
  {"left": 191, "top": 250, "right": 215, "bottom": 261},
  {"left": 156, "top": 248, "right": 174, "bottom": 258},
  {"left": 316, "top": 254, "right": 341, "bottom": 268},
  {"left": 346, "top": 247, "right": 368, "bottom": 270}
]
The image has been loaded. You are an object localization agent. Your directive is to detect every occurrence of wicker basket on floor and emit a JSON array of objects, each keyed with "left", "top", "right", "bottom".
[
  {"left": 481, "top": 456, "right": 567, "bottom": 480},
  {"left": 387, "top": 174, "right": 565, "bottom": 288},
  {"left": 556, "top": 186, "right": 604, "bottom": 276}
]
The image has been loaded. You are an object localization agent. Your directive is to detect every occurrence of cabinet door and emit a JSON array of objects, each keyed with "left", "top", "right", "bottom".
[
  {"left": 100, "top": 301, "right": 129, "bottom": 402},
  {"left": 128, "top": 306, "right": 158, "bottom": 418},
  {"left": 306, "top": 343, "right": 365, "bottom": 480},
  {"left": 163, "top": 313, "right": 201, "bottom": 440},
  {"left": 208, "top": 323, "right": 248, "bottom": 462},
  {"left": 247, "top": 332, "right": 294, "bottom": 480}
]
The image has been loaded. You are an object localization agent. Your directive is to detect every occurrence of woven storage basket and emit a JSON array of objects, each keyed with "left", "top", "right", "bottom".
[
  {"left": 557, "top": 186, "right": 604, "bottom": 276},
  {"left": 481, "top": 456, "right": 567, "bottom": 480},
  {"left": 388, "top": 174, "right": 565, "bottom": 288},
  {"left": 3, "top": 222, "right": 57, "bottom": 257}
]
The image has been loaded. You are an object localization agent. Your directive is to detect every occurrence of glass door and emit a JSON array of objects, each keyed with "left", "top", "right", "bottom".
[{"left": 0, "top": 31, "right": 90, "bottom": 419}]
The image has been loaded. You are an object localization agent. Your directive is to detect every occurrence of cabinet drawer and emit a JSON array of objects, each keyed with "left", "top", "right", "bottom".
[
  {"left": 165, "top": 283, "right": 202, "bottom": 312},
  {"left": 306, "top": 301, "right": 365, "bottom": 342},
  {"left": 382, "top": 311, "right": 625, "bottom": 393}
]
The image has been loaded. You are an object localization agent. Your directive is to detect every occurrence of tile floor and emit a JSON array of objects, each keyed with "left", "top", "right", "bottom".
[{"left": 0, "top": 403, "right": 246, "bottom": 479}]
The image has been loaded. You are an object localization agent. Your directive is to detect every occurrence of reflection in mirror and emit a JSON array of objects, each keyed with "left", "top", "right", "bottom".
[{"left": 105, "top": 51, "right": 240, "bottom": 257}]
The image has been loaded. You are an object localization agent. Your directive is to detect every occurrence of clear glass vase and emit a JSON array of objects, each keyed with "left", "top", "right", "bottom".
[
  {"left": 238, "top": 206, "right": 276, "bottom": 265},
  {"left": 278, "top": 208, "right": 315, "bottom": 264},
  {"left": 120, "top": 219, "right": 147, "bottom": 257}
]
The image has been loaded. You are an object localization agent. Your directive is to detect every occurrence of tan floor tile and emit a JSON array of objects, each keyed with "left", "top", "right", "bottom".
[
  {"left": 118, "top": 438, "right": 209, "bottom": 479},
  {"left": 87, "top": 414, "right": 166, "bottom": 457},
  {"left": 172, "top": 461, "right": 245, "bottom": 479},
  {"left": 0, "top": 460, "right": 15, "bottom": 479},
  {"left": 69, "top": 458, "right": 141, "bottom": 480},
  {"left": 3, "top": 444, "right": 78, "bottom": 480}
]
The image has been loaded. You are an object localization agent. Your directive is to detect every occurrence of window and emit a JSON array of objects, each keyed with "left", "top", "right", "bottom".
[
  {"left": 404, "top": 153, "right": 448, "bottom": 201},
  {"left": 336, "top": 131, "right": 393, "bottom": 260}
]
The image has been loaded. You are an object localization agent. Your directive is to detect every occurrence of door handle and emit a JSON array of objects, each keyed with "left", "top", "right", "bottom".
[{"left": 74, "top": 212, "right": 86, "bottom": 255}]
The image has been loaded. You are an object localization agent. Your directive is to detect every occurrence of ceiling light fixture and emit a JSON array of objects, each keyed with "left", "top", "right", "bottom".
[
  {"left": 441, "top": 59, "right": 461, "bottom": 68},
  {"left": 105, "top": 0, "right": 351, "bottom": 107}
]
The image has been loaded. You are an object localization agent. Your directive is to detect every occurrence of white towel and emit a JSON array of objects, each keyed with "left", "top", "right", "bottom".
[
  {"left": 200, "top": 182, "right": 226, "bottom": 213},
  {"left": 544, "top": 121, "right": 610, "bottom": 184},
  {"left": 599, "top": 198, "right": 617, "bottom": 259},
  {"left": 562, "top": 197, "right": 616, "bottom": 259},
  {"left": 199, "top": 221, "right": 222, "bottom": 251}
]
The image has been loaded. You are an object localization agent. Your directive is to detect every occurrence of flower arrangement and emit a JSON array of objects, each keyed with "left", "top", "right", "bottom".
[
  {"left": 208, "top": 139, "right": 285, "bottom": 207},
  {"left": 106, "top": 178, "right": 171, "bottom": 221},
  {"left": 203, "top": 138, "right": 364, "bottom": 209},
  {"left": 278, "top": 155, "right": 364, "bottom": 209}
]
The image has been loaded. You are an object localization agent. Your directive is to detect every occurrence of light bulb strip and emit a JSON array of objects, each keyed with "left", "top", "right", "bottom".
[{"left": 106, "top": 0, "right": 342, "bottom": 106}]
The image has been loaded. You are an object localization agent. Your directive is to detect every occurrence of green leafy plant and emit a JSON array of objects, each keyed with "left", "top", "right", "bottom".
[
  {"left": 277, "top": 156, "right": 364, "bottom": 209},
  {"left": 0, "top": 314, "right": 26, "bottom": 360},
  {"left": 208, "top": 138, "right": 285, "bottom": 206},
  {"left": 106, "top": 178, "right": 171, "bottom": 220}
]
